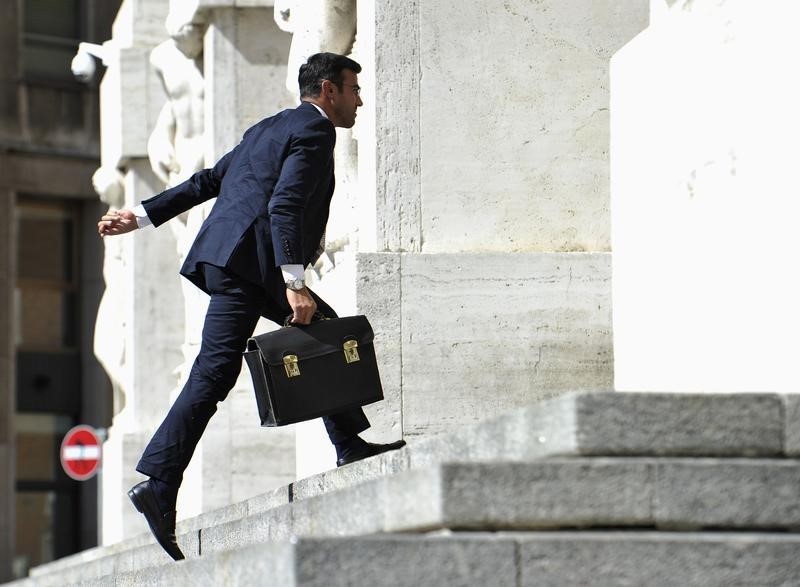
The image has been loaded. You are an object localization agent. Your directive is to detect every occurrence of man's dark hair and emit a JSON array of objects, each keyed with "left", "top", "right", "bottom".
[{"left": 298, "top": 52, "right": 362, "bottom": 98}]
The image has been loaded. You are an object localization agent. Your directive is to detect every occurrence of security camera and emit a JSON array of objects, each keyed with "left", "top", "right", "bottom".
[
  {"left": 71, "top": 50, "right": 96, "bottom": 82},
  {"left": 70, "top": 42, "right": 111, "bottom": 83}
]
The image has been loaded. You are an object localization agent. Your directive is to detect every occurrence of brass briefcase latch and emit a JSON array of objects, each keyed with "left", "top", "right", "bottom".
[
  {"left": 283, "top": 354, "right": 300, "bottom": 378},
  {"left": 343, "top": 340, "right": 360, "bottom": 363}
]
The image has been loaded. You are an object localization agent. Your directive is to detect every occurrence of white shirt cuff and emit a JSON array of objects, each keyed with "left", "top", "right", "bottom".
[
  {"left": 132, "top": 204, "right": 152, "bottom": 229},
  {"left": 280, "top": 264, "right": 305, "bottom": 282}
]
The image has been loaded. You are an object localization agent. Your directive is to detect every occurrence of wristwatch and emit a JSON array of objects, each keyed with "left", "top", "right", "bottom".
[{"left": 285, "top": 278, "right": 306, "bottom": 291}]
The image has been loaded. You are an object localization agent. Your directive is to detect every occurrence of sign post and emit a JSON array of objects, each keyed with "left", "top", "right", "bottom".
[{"left": 60, "top": 425, "right": 102, "bottom": 481}]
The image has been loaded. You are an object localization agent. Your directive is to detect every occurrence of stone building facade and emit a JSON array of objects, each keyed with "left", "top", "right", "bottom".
[{"left": 6, "top": 0, "right": 798, "bottom": 580}]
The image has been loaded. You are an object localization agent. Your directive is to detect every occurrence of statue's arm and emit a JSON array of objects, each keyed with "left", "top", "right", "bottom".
[{"left": 147, "top": 103, "right": 178, "bottom": 186}]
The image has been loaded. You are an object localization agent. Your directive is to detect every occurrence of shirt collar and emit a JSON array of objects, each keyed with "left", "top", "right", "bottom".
[{"left": 307, "top": 102, "right": 328, "bottom": 120}]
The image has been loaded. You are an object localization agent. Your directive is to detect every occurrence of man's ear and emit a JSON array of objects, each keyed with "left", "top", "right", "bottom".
[{"left": 320, "top": 79, "right": 336, "bottom": 98}]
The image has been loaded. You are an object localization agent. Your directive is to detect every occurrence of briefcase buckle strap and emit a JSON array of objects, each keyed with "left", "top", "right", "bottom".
[
  {"left": 283, "top": 354, "right": 300, "bottom": 378},
  {"left": 343, "top": 340, "right": 360, "bottom": 363}
]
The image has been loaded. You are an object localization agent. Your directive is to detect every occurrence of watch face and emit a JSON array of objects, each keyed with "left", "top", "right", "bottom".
[{"left": 286, "top": 279, "right": 305, "bottom": 290}]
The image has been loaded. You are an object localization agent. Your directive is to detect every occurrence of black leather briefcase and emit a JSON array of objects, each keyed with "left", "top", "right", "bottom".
[{"left": 243, "top": 315, "right": 384, "bottom": 426}]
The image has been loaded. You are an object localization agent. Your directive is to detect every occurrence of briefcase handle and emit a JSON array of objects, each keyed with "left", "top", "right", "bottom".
[{"left": 282, "top": 311, "right": 331, "bottom": 328}]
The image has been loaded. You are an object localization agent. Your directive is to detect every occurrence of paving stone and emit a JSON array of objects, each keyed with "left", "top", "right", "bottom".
[
  {"left": 292, "top": 535, "right": 517, "bottom": 587},
  {"left": 84, "top": 536, "right": 518, "bottom": 587},
  {"left": 519, "top": 531, "right": 800, "bottom": 586},
  {"left": 783, "top": 393, "right": 800, "bottom": 456},
  {"left": 291, "top": 447, "right": 409, "bottom": 501},
  {"left": 654, "top": 459, "right": 800, "bottom": 529},
  {"left": 66, "top": 532, "right": 800, "bottom": 587},
  {"left": 575, "top": 392, "right": 785, "bottom": 456},
  {"left": 408, "top": 392, "right": 785, "bottom": 471}
]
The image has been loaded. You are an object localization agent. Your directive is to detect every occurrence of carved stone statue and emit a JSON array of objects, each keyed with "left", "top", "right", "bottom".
[
  {"left": 92, "top": 167, "right": 127, "bottom": 395},
  {"left": 147, "top": 5, "right": 210, "bottom": 390},
  {"left": 274, "top": 0, "right": 357, "bottom": 97},
  {"left": 147, "top": 13, "right": 205, "bottom": 189}
]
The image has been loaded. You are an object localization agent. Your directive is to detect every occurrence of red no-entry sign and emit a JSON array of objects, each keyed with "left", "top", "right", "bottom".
[{"left": 60, "top": 425, "right": 102, "bottom": 481}]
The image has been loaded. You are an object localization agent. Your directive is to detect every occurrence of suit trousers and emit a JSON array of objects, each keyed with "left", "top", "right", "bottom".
[{"left": 136, "top": 264, "right": 370, "bottom": 485}]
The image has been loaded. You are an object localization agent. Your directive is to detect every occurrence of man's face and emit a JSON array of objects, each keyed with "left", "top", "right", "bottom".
[{"left": 329, "top": 69, "right": 363, "bottom": 129}]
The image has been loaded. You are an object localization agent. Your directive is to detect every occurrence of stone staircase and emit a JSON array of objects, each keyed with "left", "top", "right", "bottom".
[{"left": 8, "top": 391, "right": 800, "bottom": 586}]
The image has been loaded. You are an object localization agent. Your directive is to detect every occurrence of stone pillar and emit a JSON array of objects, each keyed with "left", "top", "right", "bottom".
[
  {"left": 101, "top": 159, "right": 185, "bottom": 542},
  {"left": 97, "top": 0, "right": 184, "bottom": 544},
  {"left": 611, "top": 1, "right": 800, "bottom": 392},
  {"left": 354, "top": 0, "right": 648, "bottom": 440}
]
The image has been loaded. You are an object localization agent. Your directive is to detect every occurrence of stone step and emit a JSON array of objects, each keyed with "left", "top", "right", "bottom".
[
  {"left": 201, "top": 458, "right": 800, "bottom": 554},
  {"left": 22, "top": 457, "right": 800, "bottom": 585},
  {"left": 17, "top": 391, "right": 800, "bottom": 585},
  {"left": 289, "top": 390, "right": 798, "bottom": 503},
  {"left": 46, "top": 532, "right": 800, "bottom": 587},
  {"left": 229, "top": 390, "right": 798, "bottom": 511},
  {"left": 410, "top": 391, "right": 797, "bottom": 466}
]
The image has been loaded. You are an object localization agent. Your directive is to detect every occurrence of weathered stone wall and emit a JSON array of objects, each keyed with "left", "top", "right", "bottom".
[
  {"left": 358, "top": 253, "right": 613, "bottom": 437},
  {"left": 351, "top": 0, "right": 647, "bottom": 444},
  {"left": 374, "top": 0, "right": 648, "bottom": 254},
  {"left": 611, "top": 0, "right": 800, "bottom": 393}
]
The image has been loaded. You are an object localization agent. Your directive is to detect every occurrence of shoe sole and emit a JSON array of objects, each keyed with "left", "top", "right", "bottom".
[
  {"left": 337, "top": 440, "right": 407, "bottom": 467},
  {"left": 127, "top": 485, "right": 185, "bottom": 561}
]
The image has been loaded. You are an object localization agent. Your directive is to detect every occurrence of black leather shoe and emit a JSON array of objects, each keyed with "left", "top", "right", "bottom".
[
  {"left": 128, "top": 480, "right": 185, "bottom": 561},
  {"left": 336, "top": 440, "right": 407, "bottom": 467}
]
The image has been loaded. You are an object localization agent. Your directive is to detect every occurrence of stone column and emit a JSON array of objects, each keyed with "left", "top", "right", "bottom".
[
  {"left": 100, "top": 160, "right": 185, "bottom": 542},
  {"left": 611, "top": 0, "right": 800, "bottom": 392},
  {"left": 96, "top": 0, "right": 183, "bottom": 544},
  {"left": 355, "top": 0, "right": 648, "bottom": 440}
]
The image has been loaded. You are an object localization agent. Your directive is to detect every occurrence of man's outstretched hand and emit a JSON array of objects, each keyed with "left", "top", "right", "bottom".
[
  {"left": 286, "top": 287, "right": 317, "bottom": 325},
  {"left": 98, "top": 209, "right": 138, "bottom": 238}
]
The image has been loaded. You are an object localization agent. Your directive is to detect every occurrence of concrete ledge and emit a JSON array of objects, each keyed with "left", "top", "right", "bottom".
[
  {"left": 655, "top": 459, "right": 800, "bottom": 529},
  {"left": 575, "top": 392, "right": 785, "bottom": 456},
  {"left": 291, "top": 448, "right": 409, "bottom": 501},
  {"left": 70, "top": 532, "right": 800, "bottom": 587},
  {"left": 77, "top": 536, "right": 518, "bottom": 587},
  {"left": 201, "top": 458, "right": 800, "bottom": 558},
  {"left": 401, "top": 459, "right": 800, "bottom": 533},
  {"left": 783, "top": 393, "right": 800, "bottom": 456},
  {"left": 409, "top": 391, "right": 785, "bottom": 469},
  {"left": 519, "top": 531, "right": 800, "bottom": 586}
]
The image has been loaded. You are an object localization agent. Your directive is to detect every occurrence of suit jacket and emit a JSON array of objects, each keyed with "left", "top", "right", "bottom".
[{"left": 140, "top": 101, "right": 336, "bottom": 294}]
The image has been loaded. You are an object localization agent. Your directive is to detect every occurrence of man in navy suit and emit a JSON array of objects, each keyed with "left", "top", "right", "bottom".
[{"left": 98, "top": 53, "right": 404, "bottom": 560}]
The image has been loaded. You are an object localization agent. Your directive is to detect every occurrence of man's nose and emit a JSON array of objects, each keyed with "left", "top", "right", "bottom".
[{"left": 356, "top": 96, "right": 363, "bottom": 107}]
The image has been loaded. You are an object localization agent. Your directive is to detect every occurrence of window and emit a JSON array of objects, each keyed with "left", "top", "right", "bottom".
[
  {"left": 15, "top": 199, "right": 78, "bottom": 350},
  {"left": 21, "top": 0, "right": 84, "bottom": 82},
  {"left": 14, "top": 197, "right": 83, "bottom": 576},
  {"left": 15, "top": 414, "right": 78, "bottom": 571}
]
